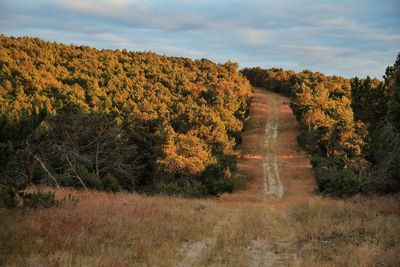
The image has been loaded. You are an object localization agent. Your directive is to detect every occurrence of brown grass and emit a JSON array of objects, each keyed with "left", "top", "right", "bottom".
[
  {"left": 288, "top": 196, "right": 400, "bottom": 267},
  {"left": 1, "top": 189, "right": 398, "bottom": 266},
  {"left": 0, "top": 188, "right": 226, "bottom": 266}
]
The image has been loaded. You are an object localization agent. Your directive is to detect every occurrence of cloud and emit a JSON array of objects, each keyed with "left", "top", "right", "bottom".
[{"left": 0, "top": 0, "right": 399, "bottom": 78}]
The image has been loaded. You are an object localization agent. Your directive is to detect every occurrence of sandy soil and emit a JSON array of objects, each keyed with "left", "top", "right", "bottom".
[{"left": 221, "top": 87, "right": 315, "bottom": 205}]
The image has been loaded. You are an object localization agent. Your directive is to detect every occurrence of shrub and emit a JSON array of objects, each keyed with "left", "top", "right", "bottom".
[
  {"left": 74, "top": 165, "right": 101, "bottom": 190},
  {"left": 200, "top": 165, "right": 234, "bottom": 196},
  {"left": 155, "top": 178, "right": 207, "bottom": 197},
  {"left": 230, "top": 172, "right": 249, "bottom": 191},
  {"left": 101, "top": 173, "right": 122, "bottom": 192},
  {"left": 19, "top": 190, "right": 58, "bottom": 209},
  {"left": 315, "top": 166, "right": 363, "bottom": 197},
  {"left": 0, "top": 185, "right": 18, "bottom": 208},
  {"left": 297, "top": 131, "right": 319, "bottom": 154}
]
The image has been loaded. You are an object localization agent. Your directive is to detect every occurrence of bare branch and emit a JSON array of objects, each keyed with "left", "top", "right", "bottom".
[
  {"left": 65, "top": 155, "right": 89, "bottom": 192},
  {"left": 32, "top": 154, "right": 60, "bottom": 189}
]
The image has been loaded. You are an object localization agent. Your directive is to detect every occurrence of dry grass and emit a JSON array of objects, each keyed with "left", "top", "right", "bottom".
[
  {"left": 288, "top": 196, "right": 400, "bottom": 267},
  {"left": 196, "top": 204, "right": 270, "bottom": 266},
  {"left": 0, "top": 188, "right": 226, "bottom": 267},
  {"left": 2, "top": 190, "right": 398, "bottom": 267}
]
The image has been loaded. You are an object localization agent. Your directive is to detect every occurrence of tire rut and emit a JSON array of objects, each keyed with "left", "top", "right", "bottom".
[
  {"left": 176, "top": 213, "right": 235, "bottom": 267},
  {"left": 262, "top": 96, "right": 284, "bottom": 198},
  {"left": 249, "top": 89, "right": 302, "bottom": 267}
]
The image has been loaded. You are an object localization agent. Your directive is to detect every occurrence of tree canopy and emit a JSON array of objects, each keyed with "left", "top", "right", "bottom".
[{"left": 0, "top": 35, "right": 252, "bottom": 196}]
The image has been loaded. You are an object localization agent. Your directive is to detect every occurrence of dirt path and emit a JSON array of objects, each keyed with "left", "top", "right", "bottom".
[
  {"left": 176, "top": 212, "right": 236, "bottom": 267},
  {"left": 224, "top": 87, "right": 315, "bottom": 266},
  {"left": 223, "top": 87, "right": 315, "bottom": 204},
  {"left": 262, "top": 95, "right": 284, "bottom": 198},
  {"left": 177, "top": 87, "right": 316, "bottom": 266}
]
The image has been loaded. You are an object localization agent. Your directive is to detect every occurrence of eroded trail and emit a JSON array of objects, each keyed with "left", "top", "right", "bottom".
[
  {"left": 232, "top": 87, "right": 315, "bottom": 203},
  {"left": 176, "top": 211, "right": 237, "bottom": 267},
  {"left": 177, "top": 88, "right": 316, "bottom": 267},
  {"left": 262, "top": 97, "right": 284, "bottom": 198}
]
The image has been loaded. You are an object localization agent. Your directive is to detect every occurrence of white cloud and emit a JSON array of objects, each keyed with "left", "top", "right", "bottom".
[
  {"left": 1, "top": 0, "right": 399, "bottom": 78},
  {"left": 373, "top": 34, "right": 400, "bottom": 42}
]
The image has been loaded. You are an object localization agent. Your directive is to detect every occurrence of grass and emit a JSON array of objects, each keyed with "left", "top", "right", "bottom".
[
  {"left": 0, "top": 188, "right": 225, "bottom": 266},
  {"left": 1, "top": 188, "right": 399, "bottom": 266},
  {"left": 288, "top": 196, "right": 400, "bottom": 267}
]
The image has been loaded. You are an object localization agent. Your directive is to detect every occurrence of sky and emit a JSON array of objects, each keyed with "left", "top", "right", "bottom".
[{"left": 0, "top": 0, "right": 399, "bottom": 78}]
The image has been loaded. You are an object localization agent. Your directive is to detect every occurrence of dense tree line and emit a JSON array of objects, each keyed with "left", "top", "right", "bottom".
[
  {"left": 242, "top": 54, "right": 400, "bottom": 196},
  {"left": 240, "top": 67, "right": 295, "bottom": 96},
  {"left": 0, "top": 35, "right": 252, "bottom": 197},
  {"left": 353, "top": 55, "right": 400, "bottom": 193}
]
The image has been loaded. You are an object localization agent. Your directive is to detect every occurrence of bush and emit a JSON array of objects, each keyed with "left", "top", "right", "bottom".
[
  {"left": 314, "top": 166, "right": 363, "bottom": 197},
  {"left": 205, "top": 178, "right": 234, "bottom": 196},
  {"left": 0, "top": 185, "right": 18, "bottom": 208},
  {"left": 297, "top": 131, "right": 319, "bottom": 154},
  {"left": 155, "top": 179, "right": 207, "bottom": 197},
  {"left": 74, "top": 165, "right": 101, "bottom": 190},
  {"left": 60, "top": 168, "right": 123, "bottom": 192},
  {"left": 230, "top": 172, "right": 249, "bottom": 191},
  {"left": 200, "top": 165, "right": 234, "bottom": 196},
  {"left": 18, "top": 190, "right": 61, "bottom": 209},
  {"left": 308, "top": 151, "right": 366, "bottom": 197},
  {"left": 60, "top": 164, "right": 101, "bottom": 190},
  {"left": 1, "top": 186, "right": 63, "bottom": 209},
  {"left": 101, "top": 173, "right": 122, "bottom": 192}
]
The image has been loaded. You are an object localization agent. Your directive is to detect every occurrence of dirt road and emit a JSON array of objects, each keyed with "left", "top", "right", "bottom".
[
  {"left": 226, "top": 87, "right": 315, "bottom": 204},
  {"left": 262, "top": 94, "right": 283, "bottom": 198},
  {"left": 178, "top": 88, "right": 317, "bottom": 266}
]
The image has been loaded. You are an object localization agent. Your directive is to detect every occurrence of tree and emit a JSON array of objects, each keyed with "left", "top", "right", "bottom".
[
  {"left": 385, "top": 53, "right": 400, "bottom": 130},
  {"left": 0, "top": 35, "right": 252, "bottom": 196},
  {"left": 36, "top": 110, "right": 144, "bottom": 191}
]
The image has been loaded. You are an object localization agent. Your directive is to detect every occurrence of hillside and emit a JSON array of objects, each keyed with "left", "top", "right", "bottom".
[
  {"left": 0, "top": 36, "right": 399, "bottom": 267},
  {"left": 0, "top": 35, "right": 252, "bottom": 197},
  {"left": 1, "top": 88, "right": 399, "bottom": 266}
]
